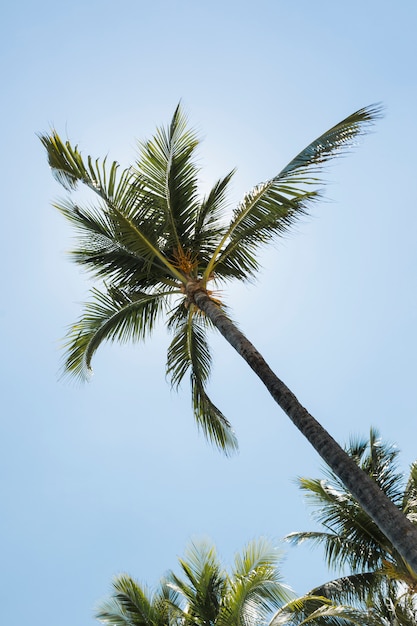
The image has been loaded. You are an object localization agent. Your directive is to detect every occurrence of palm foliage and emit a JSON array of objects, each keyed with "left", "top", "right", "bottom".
[
  {"left": 96, "top": 539, "right": 383, "bottom": 626},
  {"left": 40, "top": 103, "right": 381, "bottom": 454},
  {"left": 96, "top": 539, "right": 292, "bottom": 626},
  {"left": 270, "top": 594, "right": 381, "bottom": 626},
  {"left": 286, "top": 429, "right": 417, "bottom": 624}
]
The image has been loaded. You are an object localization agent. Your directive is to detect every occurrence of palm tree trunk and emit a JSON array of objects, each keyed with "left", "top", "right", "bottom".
[{"left": 190, "top": 287, "right": 417, "bottom": 574}]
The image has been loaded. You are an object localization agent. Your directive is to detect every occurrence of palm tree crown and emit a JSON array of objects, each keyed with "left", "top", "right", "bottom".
[
  {"left": 96, "top": 538, "right": 379, "bottom": 626},
  {"left": 40, "top": 103, "right": 381, "bottom": 454},
  {"left": 286, "top": 429, "right": 417, "bottom": 624},
  {"left": 96, "top": 539, "right": 292, "bottom": 626}
]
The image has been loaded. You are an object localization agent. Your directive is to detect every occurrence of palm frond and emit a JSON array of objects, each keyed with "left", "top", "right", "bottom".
[
  {"left": 96, "top": 575, "right": 177, "bottom": 626},
  {"left": 63, "top": 287, "right": 168, "bottom": 379},
  {"left": 344, "top": 428, "right": 404, "bottom": 505},
  {"left": 39, "top": 129, "right": 127, "bottom": 196},
  {"left": 191, "top": 171, "right": 235, "bottom": 262},
  {"left": 215, "top": 539, "right": 291, "bottom": 626},
  {"left": 308, "top": 573, "right": 380, "bottom": 607},
  {"left": 167, "top": 542, "right": 225, "bottom": 626},
  {"left": 279, "top": 105, "right": 382, "bottom": 179},
  {"left": 204, "top": 104, "right": 382, "bottom": 283},
  {"left": 288, "top": 476, "right": 391, "bottom": 572},
  {"left": 40, "top": 130, "right": 186, "bottom": 283},
  {"left": 270, "top": 595, "right": 380, "bottom": 626},
  {"left": 54, "top": 198, "right": 177, "bottom": 288},
  {"left": 233, "top": 538, "right": 284, "bottom": 580},
  {"left": 166, "top": 307, "right": 238, "bottom": 454},
  {"left": 135, "top": 103, "right": 200, "bottom": 251}
]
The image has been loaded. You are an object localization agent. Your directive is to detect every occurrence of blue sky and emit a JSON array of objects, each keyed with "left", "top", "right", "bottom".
[{"left": 2, "top": 2, "right": 417, "bottom": 625}]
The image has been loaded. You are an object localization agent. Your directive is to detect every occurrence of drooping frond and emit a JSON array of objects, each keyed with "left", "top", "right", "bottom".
[
  {"left": 204, "top": 104, "right": 383, "bottom": 283},
  {"left": 166, "top": 306, "right": 238, "bottom": 454},
  {"left": 270, "top": 595, "right": 381, "bottom": 626},
  {"left": 308, "top": 573, "right": 380, "bottom": 607},
  {"left": 64, "top": 287, "right": 169, "bottom": 379}
]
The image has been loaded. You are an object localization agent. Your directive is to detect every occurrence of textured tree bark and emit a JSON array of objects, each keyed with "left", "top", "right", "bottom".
[{"left": 190, "top": 287, "right": 417, "bottom": 575}]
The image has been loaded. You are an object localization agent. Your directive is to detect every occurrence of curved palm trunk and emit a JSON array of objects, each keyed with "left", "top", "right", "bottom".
[{"left": 190, "top": 287, "right": 417, "bottom": 574}]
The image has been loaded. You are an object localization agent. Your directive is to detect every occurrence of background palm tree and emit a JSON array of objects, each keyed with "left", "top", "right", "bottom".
[
  {"left": 286, "top": 429, "right": 417, "bottom": 625},
  {"left": 96, "top": 539, "right": 377, "bottom": 626},
  {"left": 96, "top": 538, "right": 292, "bottom": 626},
  {"left": 40, "top": 105, "right": 417, "bottom": 570}
]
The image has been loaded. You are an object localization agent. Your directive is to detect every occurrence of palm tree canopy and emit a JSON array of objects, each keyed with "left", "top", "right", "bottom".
[
  {"left": 287, "top": 428, "right": 417, "bottom": 581},
  {"left": 40, "top": 104, "right": 382, "bottom": 454},
  {"left": 96, "top": 538, "right": 382, "bottom": 626},
  {"left": 270, "top": 594, "right": 382, "bottom": 626},
  {"left": 96, "top": 538, "right": 292, "bottom": 626},
  {"left": 286, "top": 429, "right": 417, "bottom": 623}
]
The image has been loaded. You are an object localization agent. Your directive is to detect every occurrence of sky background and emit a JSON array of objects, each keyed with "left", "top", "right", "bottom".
[{"left": 1, "top": 2, "right": 417, "bottom": 625}]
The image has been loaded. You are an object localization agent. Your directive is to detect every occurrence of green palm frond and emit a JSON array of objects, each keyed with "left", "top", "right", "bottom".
[
  {"left": 278, "top": 105, "right": 382, "bottom": 179},
  {"left": 233, "top": 538, "right": 284, "bottom": 580},
  {"left": 219, "top": 540, "right": 291, "bottom": 626},
  {"left": 344, "top": 428, "right": 404, "bottom": 505},
  {"left": 135, "top": 103, "right": 200, "bottom": 251},
  {"left": 166, "top": 539, "right": 290, "bottom": 626},
  {"left": 39, "top": 129, "right": 129, "bottom": 197},
  {"left": 311, "top": 576, "right": 417, "bottom": 626},
  {"left": 287, "top": 476, "right": 391, "bottom": 572},
  {"left": 64, "top": 286, "right": 169, "bottom": 379},
  {"left": 54, "top": 198, "right": 176, "bottom": 288},
  {"left": 166, "top": 306, "right": 238, "bottom": 454},
  {"left": 270, "top": 595, "right": 380, "bottom": 626},
  {"left": 40, "top": 129, "right": 186, "bottom": 283},
  {"left": 204, "top": 179, "right": 312, "bottom": 283},
  {"left": 96, "top": 575, "right": 176, "bottom": 626},
  {"left": 204, "top": 104, "right": 382, "bottom": 283},
  {"left": 308, "top": 573, "right": 380, "bottom": 607},
  {"left": 191, "top": 171, "right": 236, "bottom": 262},
  {"left": 168, "top": 542, "right": 226, "bottom": 626}
]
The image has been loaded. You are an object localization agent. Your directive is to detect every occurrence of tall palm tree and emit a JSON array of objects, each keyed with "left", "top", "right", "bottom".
[
  {"left": 96, "top": 538, "right": 292, "bottom": 626},
  {"left": 286, "top": 429, "right": 417, "bottom": 624},
  {"left": 40, "top": 104, "right": 417, "bottom": 570}
]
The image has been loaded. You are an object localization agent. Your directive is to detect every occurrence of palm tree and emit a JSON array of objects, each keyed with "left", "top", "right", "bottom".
[
  {"left": 286, "top": 428, "right": 417, "bottom": 624},
  {"left": 96, "top": 538, "right": 377, "bottom": 626},
  {"left": 96, "top": 538, "right": 292, "bottom": 626},
  {"left": 40, "top": 104, "right": 417, "bottom": 570}
]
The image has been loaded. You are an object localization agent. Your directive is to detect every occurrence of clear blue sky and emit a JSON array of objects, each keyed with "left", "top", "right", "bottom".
[{"left": 1, "top": 2, "right": 417, "bottom": 625}]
